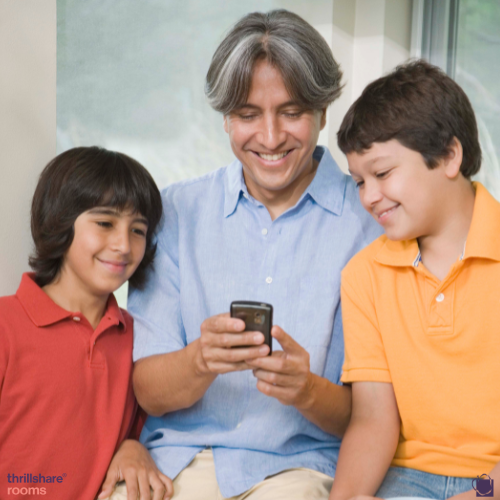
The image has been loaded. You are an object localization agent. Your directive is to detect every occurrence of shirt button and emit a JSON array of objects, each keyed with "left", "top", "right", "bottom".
[
  {"left": 436, "top": 293, "right": 445, "bottom": 302},
  {"left": 265, "top": 277, "right": 273, "bottom": 284},
  {"left": 73, "top": 316, "right": 81, "bottom": 322},
  {"left": 236, "top": 423, "right": 242, "bottom": 429},
  {"left": 261, "top": 228, "right": 268, "bottom": 236}
]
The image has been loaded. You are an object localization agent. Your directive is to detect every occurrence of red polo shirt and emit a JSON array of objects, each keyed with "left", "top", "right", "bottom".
[{"left": 0, "top": 273, "right": 137, "bottom": 499}]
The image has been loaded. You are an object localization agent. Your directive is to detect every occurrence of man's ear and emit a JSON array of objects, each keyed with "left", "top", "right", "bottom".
[
  {"left": 444, "top": 137, "right": 463, "bottom": 179},
  {"left": 319, "top": 108, "right": 327, "bottom": 131},
  {"left": 223, "top": 115, "right": 229, "bottom": 134}
]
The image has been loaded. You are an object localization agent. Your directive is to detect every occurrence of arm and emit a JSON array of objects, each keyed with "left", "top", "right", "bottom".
[
  {"left": 133, "top": 314, "right": 270, "bottom": 416},
  {"left": 131, "top": 187, "right": 271, "bottom": 416},
  {"left": 296, "top": 369, "right": 351, "bottom": 437},
  {"left": 328, "top": 382, "right": 400, "bottom": 500},
  {"left": 248, "top": 325, "right": 351, "bottom": 437}
]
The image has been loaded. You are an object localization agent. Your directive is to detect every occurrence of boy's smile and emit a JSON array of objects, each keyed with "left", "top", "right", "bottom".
[
  {"left": 347, "top": 140, "right": 453, "bottom": 241},
  {"left": 60, "top": 207, "right": 148, "bottom": 299}
]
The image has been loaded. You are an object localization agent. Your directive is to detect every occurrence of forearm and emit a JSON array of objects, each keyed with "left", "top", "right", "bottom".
[
  {"left": 133, "top": 339, "right": 217, "bottom": 416},
  {"left": 329, "top": 417, "right": 400, "bottom": 500},
  {"left": 296, "top": 374, "right": 351, "bottom": 437}
]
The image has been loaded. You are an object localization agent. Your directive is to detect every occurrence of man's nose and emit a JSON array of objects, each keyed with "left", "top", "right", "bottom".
[{"left": 256, "top": 114, "right": 287, "bottom": 151}]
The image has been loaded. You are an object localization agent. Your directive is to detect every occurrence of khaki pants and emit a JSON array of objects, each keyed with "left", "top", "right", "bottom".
[{"left": 109, "top": 449, "right": 333, "bottom": 500}]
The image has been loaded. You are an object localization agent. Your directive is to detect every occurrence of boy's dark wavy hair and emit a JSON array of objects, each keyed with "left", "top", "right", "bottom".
[
  {"left": 337, "top": 59, "right": 481, "bottom": 178},
  {"left": 29, "top": 146, "right": 163, "bottom": 289}
]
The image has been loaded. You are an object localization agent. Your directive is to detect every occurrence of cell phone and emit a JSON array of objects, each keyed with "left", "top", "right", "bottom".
[{"left": 230, "top": 301, "right": 273, "bottom": 355}]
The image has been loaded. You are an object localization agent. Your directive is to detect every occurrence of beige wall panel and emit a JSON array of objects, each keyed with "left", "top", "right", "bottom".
[{"left": 0, "top": 0, "right": 57, "bottom": 295}]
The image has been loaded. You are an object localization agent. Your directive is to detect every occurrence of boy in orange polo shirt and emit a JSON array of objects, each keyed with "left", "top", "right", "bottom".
[
  {"left": 0, "top": 147, "right": 172, "bottom": 500},
  {"left": 329, "top": 61, "right": 500, "bottom": 500}
]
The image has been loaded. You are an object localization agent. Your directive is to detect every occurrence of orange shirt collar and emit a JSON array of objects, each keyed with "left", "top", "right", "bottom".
[
  {"left": 16, "top": 272, "right": 127, "bottom": 330},
  {"left": 374, "top": 182, "right": 500, "bottom": 267}
]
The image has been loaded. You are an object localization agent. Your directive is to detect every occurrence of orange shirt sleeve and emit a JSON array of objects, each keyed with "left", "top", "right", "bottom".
[{"left": 340, "top": 258, "right": 392, "bottom": 384}]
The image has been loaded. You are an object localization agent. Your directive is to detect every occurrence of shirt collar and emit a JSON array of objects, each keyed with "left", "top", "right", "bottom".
[
  {"left": 374, "top": 182, "right": 500, "bottom": 267},
  {"left": 463, "top": 182, "right": 500, "bottom": 261},
  {"left": 374, "top": 237, "right": 421, "bottom": 267},
  {"left": 16, "top": 272, "right": 127, "bottom": 330},
  {"left": 305, "top": 146, "right": 347, "bottom": 215},
  {"left": 223, "top": 146, "right": 347, "bottom": 217}
]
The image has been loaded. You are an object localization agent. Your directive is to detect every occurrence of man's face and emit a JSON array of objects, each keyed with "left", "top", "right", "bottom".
[
  {"left": 347, "top": 140, "right": 450, "bottom": 241},
  {"left": 224, "top": 59, "right": 326, "bottom": 205},
  {"left": 60, "top": 207, "right": 148, "bottom": 298}
]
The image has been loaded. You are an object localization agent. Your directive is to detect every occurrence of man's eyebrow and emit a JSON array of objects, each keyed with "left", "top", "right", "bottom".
[
  {"left": 234, "top": 101, "right": 302, "bottom": 112},
  {"left": 87, "top": 208, "right": 149, "bottom": 225},
  {"left": 233, "top": 104, "right": 261, "bottom": 112},
  {"left": 276, "top": 100, "right": 302, "bottom": 110}
]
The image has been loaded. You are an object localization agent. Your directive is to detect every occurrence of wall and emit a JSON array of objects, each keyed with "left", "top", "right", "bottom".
[
  {"left": 0, "top": 0, "right": 57, "bottom": 295},
  {"left": 329, "top": 0, "right": 412, "bottom": 172}
]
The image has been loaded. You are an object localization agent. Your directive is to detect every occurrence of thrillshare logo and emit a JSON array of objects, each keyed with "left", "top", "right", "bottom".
[{"left": 6, "top": 473, "right": 67, "bottom": 496}]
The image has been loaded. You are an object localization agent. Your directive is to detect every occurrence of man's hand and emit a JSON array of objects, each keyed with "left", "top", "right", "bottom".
[
  {"left": 246, "top": 325, "right": 313, "bottom": 408},
  {"left": 98, "top": 440, "right": 173, "bottom": 500},
  {"left": 197, "top": 313, "right": 270, "bottom": 374}
]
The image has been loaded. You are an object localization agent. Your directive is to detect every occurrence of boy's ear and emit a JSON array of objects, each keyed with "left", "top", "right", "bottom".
[
  {"left": 443, "top": 137, "right": 463, "bottom": 180},
  {"left": 223, "top": 115, "right": 229, "bottom": 134}
]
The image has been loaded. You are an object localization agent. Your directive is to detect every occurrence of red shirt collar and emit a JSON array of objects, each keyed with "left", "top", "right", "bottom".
[{"left": 16, "top": 273, "right": 127, "bottom": 330}]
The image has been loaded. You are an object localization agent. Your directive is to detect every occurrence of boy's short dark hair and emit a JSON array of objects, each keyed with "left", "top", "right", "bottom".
[
  {"left": 29, "top": 146, "right": 163, "bottom": 289},
  {"left": 337, "top": 59, "right": 481, "bottom": 178}
]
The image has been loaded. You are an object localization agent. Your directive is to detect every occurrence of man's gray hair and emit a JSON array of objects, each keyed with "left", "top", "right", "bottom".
[{"left": 206, "top": 10, "right": 343, "bottom": 114}]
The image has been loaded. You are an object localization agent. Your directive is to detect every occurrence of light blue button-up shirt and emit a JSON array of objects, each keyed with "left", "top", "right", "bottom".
[{"left": 129, "top": 146, "right": 382, "bottom": 497}]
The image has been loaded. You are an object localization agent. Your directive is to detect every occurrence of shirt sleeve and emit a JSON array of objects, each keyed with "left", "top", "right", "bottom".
[
  {"left": 129, "top": 187, "right": 187, "bottom": 361},
  {"left": 340, "top": 259, "right": 391, "bottom": 384}
]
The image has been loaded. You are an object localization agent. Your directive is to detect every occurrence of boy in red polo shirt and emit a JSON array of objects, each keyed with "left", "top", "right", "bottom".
[
  {"left": 0, "top": 147, "right": 172, "bottom": 500},
  {"left": 329, "top": 61, "right": 500, "bottom": 500}
]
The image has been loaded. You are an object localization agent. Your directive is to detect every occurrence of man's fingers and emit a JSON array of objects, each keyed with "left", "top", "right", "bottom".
[
  {"left": 207, "top": 345, "right": 269, "bottom": 364},
  {"left": 252, "top": 368, "right": 296, "bottom": 387},
  {"left": 208, "top": 360, "right": 253, "bottom": 373},
  {"left": 271, "top": 325, "right": 303, "bottom": 353},
  {"left": 256, "top": 379, "right": 295, "bottom": 402},
  {"left": 211, "top": 331, "right": 265, "bottom": 348},
  {"left": 246, "top": 351, "right": 291, "bottom": 373},
  {"left": 202, "top": 313, "right": 245, "bottom": 333}
]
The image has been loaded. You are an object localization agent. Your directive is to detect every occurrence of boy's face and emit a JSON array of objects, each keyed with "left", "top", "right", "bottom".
[
  {"left": 347, "top": 140, "right": 450, "bottom": 241},
  {"left": 60, "top": 207, "right": 148, "bottom": 298}
]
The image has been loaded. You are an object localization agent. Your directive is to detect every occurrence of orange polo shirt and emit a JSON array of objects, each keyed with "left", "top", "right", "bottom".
[
  {"left": 341, "top": 182, "right": 500, "bottom": 478},
  {"left": 0, "top": 273, "right": 137, "bottom": 499}
]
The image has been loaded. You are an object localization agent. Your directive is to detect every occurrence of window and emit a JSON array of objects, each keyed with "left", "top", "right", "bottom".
[{"left": 415, "top": 0, "right": 500, "bottom": 198}]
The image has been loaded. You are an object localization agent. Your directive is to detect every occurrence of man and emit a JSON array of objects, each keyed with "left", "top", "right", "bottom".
[{"left": 129, "top": 9, "right": 381, "bottom": 500}]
